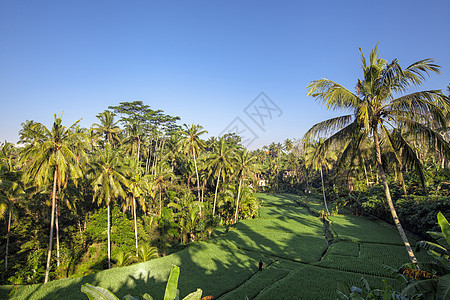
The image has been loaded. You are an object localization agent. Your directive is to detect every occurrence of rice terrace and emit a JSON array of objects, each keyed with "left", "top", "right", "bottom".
[{"left": 1, "top": 193, "right": 433, "bottom": 299}]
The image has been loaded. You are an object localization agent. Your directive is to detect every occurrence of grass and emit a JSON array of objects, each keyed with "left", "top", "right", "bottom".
[
  {"left": 328, "top": 215, "right": 406, "bottom": 245},
  {"left": 317, "top": 242, "right": 430, "bottom": 277},
  {"left": 3, "top": 193, "right": 422, "bottom": 299},
  {"left": 254, "top": 264, "right": 402, "bottom": 300}
]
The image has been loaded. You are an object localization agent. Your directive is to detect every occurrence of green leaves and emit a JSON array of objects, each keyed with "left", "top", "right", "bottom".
[
  {"left": 164, "top": 265, "right": 180, "bottom": 300},
  {"left": 437, "top": 274, "right": 450, "bottom": 300},
  {"left": 437, "top": 212, "right": 450, "bottom": 249},
  {"left": 81, "top": 284, "right": 119, "bottom": 300}
]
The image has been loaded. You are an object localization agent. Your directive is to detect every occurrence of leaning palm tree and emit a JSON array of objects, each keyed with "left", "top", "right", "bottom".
[
  {"left": 91, "top": 144, "right": 128, "bottom": 269},
  {"left": 207, "top": 138, "right": 236, "bottom": 217},
  {"left": 177, "top": 124, "right": 207, "bottom": 201},
  {"left": 21, "top": 114, "right": 84, "bottom": 283},
  {"left": 304, "top": 44, "right": 450, "bottom": 265},
  {"left": 234, "top": 149, "right": 259, "bottom": 223}
]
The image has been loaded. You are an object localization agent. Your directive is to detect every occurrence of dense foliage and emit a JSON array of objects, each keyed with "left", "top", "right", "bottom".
[{"left": 0, "top": 102, "right": 261, "bottom": 284}]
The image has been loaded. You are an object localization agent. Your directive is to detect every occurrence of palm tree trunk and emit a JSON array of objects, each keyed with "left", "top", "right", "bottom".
[
  {"left": 56, "top": 202, "right": 60, "bottom": 268},
  {"left": 5, "top": 210, "right": 11, "bottom": 271},
  {"left": 363, "top": 162, "right": 369, "bottom": 187},
  {"left": 193, "top": 151, "right": 201, "bottom": 201},
  {"left": 306, "top": 173, "right": 309, "bottom": 193},
  {"left": 234, "top": 177, "right": 242, "bottom": 223},
  {"left": 320, "top": 167, "right": 330, "bottom": 215},
  {"left": 145, "top": 136, "right": 153, "bottom": 175},
  {"left": 213, "top": 168, "right": 221, "bottom": 217},
  {"left": 159, "top": 188, "right": 162, "bottom": 218},
  {"left": 152, "top": 136, "right": 159, "bottom": 174},
  {"left": 399, "top": 170, "right": 408, "bottom": 198},
  {"left": 201, "top": 180, "right": 205, "bottom": 202},
  {"left": 137, "top": 139, "right": 141, "bottom": 167},
  {"left": 44, "top": 168, "right": 58, "bottom": 283},
  {"left": 373, "top": 128, "right": 418, "bottom": 265},
  {"left": 159, "top": 138, "right": 166, "bottom": 161},
  {"left": 107, "top": 204, "right": 111, "bottom": 269},
  {"left": 133, "top": 197, "right": 138, "bottom": 256}
]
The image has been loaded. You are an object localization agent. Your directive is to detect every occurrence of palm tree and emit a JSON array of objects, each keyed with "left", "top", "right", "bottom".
[
  {"left": 207, "top": 138, "right": 236, "bottom": 217},
  {"left": 234, "top": 149, "right": 259, "bottom": 223},
  {"left": 91, "top": 144, "right": 128, "bottom": 269},
  {"left": 21, "top": 114, "right": 83, "bottom": 283},
  {"left": 0, "top": 177, "right": 22, "bottom": 271},
  {"left": 304, "top": 45, "right": 450, "bottom": 264},
  {"left": 151, "top": 162, "right": 174, "bottom": 218},
  {"left": 92, "top": 110, "right": 121, "bottom": 147},
  {"left": 123, "top": 120, "right": 145, "bottom": 165},
  {"left": 124, "top": 164, "right": 150, "bottom": 256},
  {"left": 177, "top": 124, "right": 207, "bottom": 201},
  {"left": 304, "top": 139, "right": 337, "bottom": 215}
]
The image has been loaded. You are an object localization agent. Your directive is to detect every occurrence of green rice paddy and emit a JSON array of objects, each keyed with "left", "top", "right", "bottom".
[{"left": 3, "top": 193, "right": 422, "bottom": 299}]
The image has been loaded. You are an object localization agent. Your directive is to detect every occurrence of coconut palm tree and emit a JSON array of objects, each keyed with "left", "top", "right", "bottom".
[
  {"left": 0, "top": 176, "right": 22, "bottom": 271},
  {"left": 91, "top": 143, "right": 128, "bottom": 269},
  {"left": 123, "top": 120, "right": 145, "bottom": 165},
  {"left": 92, "top": 110, "right": 121, "bottom": 147},
  {"left": 207, "top": 138, "right": 236, "bottom": 217},
  {"left": 151, "top": 162, "right": 174, "bottom": 218},
  {"left": 304, "top": 44, "right": 450, "bottom": 264},
  {"left": 124, "top": 164, "right": 150, "bottom": 256},
  {"left": 234, "top": 149, "right": 259, "bottom": 223},
  {"left": 21, "top": 114, "right": 84, "bottom": 283},
  {"left": 177, "top": 124, "right": 207, "bottom": 201}
]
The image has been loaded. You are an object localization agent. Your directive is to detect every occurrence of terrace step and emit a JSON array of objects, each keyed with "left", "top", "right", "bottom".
[{"left": 218, "top": 261, "right": 295, "bottom": 300}]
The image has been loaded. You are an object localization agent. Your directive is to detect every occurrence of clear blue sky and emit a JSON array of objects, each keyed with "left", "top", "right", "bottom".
[{"left": 1, "top": 0, "right": 449, "bottom": 149}]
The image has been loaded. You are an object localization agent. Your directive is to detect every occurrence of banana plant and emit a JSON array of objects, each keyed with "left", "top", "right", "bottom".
[
  {"left": 401, "top": 212, "right": 450, "bottom": 299},
  {"left": 81, "top": 265, "right": 202, "bottom": 300}
]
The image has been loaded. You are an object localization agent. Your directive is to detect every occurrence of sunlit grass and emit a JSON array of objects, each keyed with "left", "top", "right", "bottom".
[{"left": 328, "top": 215, "right": 405, "bottom": 245}]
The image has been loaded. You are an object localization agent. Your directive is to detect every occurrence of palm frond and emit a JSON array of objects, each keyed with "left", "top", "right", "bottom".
[
  {"left": 303, "top": 115, "right": 354, "bottom": 142},
  {"left": 381, "top": 125, "right": 425, "bottom": 187},
  {"left": 335, "top": 131, "right": 367, "bottom": 174},
  {"left": 403, "top": 59, "right": 441, "bottom": 86},
  {"left": 384, "top": 91, "right": 450, "bottom": 129},
  {"left": 306, "top": 119, "right": 360, "bottom": 160},
  {"left": 398, "top": 116, "right": 450, "bottom": 160},
  {"left": 306, "top": 79, "right": 361, "bottom": 111}
]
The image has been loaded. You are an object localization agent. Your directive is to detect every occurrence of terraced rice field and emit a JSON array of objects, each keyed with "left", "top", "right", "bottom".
[{"left": 3, "top": 193, "right": 426, "bottom": 299}]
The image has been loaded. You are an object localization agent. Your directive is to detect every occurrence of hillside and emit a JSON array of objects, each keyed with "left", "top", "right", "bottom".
[{"left": 2, "top": 193, "right": 426, "bottom": 299}]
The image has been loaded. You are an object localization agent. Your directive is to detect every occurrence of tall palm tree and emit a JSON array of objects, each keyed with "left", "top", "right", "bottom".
[
  {"left": 207, "top": 138, "right": 236, "bottom": 217},
  {"left": 21, "top": 114, "right": 83, "bottom": 283},
  {"left": 0, "top": 178, "right": 22, "bottom": 271},
  {"left": 234, "top": 149, "right": 259, "bottom": 223},
  {"left": 91, "top": 144, "right": 128, "bottom": 269},
  {"left": 151, "top": 162, "right": 174, "bottom": 218},
  {"left": 123, "top": 120, "right": 145, "bottom": 165},
  {"left": 304, "top": 45, "right": 450, "bottom": 265},
  {"left": 304, "top": 139, "right": 337, "bottom": 215},
  {"left": 177, "top": 124, "right": 207, "bottom": 201},
  {"left": 124, "top": 163, "right": 150, "bottom": 256},
  {"left": 92, "top": 110, "right": 122, "bottom": 147}
]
